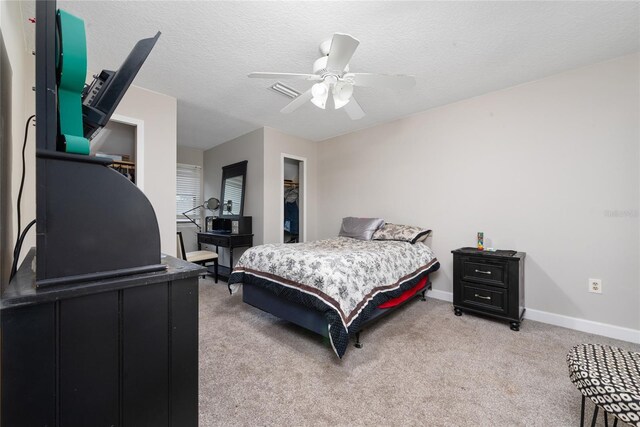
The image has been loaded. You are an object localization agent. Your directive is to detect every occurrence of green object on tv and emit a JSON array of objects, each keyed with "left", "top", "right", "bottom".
[
  {"left": 56, "top": 9, "right": 90, "bottom": 155},
  {"left": 62, "top": 135, "right": 90, "bottom": 155}
]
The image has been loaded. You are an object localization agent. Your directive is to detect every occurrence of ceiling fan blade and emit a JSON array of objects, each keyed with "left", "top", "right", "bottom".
[
  {"left": 326, "top": 33, "right": 360, "bottom": 73},
  {"left": 249, "top": 72, "right": 321, "bottom": 81},
  {"left": 344, "top": 96, "right": 365, "bottom": 120},
  {"left": 280, "top": 88, "right": 313, "bottom": 114},
  {"left": 347, "top": 73, "right": 416, "bottom": 90}
]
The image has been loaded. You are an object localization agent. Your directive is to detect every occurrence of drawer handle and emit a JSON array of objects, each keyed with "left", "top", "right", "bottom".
[
  {"left": 474, "top": 294, "right": 491, "bottom": 300},
  {"left": 474, "top": 269, "right": 492, "bottom": 275}
]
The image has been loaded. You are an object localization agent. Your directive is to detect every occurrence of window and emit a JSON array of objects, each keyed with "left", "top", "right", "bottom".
[{"left": 176, "top": 164, "right": 202, "bottom": 223}]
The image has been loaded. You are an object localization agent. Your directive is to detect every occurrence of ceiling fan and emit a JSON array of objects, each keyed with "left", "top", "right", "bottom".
[{"left": 248, "top": 33, "right": 416, "bottom": 120}]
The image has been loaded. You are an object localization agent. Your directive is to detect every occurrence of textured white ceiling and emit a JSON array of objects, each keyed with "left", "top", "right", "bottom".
[{"left": 21, "top": 1, "right": 640, "bottom": 149}]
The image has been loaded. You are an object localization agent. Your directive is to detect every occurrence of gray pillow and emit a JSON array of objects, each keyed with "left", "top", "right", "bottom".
[{"left": 339, "top": 217, "right": 385, "bottom": 241}]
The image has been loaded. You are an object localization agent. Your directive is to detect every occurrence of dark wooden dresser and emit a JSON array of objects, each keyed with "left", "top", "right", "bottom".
[
  {"left": 452, "top": 247, "right": 526, "bottom": 330},
  {"left": 1, "top": 250, "right": 204, "bottom": 427}
]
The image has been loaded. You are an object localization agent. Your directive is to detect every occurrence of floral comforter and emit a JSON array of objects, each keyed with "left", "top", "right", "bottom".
[{"left": 228, "top": 237, "right": 440, "bottom": 358}]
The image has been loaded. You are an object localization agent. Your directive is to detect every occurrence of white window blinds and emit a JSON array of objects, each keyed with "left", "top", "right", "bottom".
[{"left": 176, "top": 164, "right": 202, "bottom": 221}]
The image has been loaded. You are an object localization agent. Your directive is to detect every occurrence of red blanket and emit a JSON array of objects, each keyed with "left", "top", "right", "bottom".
[{"left": 378, "top": 276, "right": 428, "bottom": 309}]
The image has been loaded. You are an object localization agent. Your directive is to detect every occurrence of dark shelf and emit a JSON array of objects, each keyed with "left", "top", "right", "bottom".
[{"left": 1, "top": 249, "right": 205, "bottom": 310}]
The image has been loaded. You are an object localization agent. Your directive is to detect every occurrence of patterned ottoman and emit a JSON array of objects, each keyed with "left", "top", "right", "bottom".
[{"left": 567, "top": 344, "right": 640, "bottom": 426}]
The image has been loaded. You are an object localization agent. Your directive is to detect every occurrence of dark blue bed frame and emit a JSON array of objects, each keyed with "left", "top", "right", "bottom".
[{"left": 242, "top": 280, "right": 432, "bottom": 348}]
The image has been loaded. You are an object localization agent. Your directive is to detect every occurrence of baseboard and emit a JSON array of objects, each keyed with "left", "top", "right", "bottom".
[
  {"left": 524, "top": 309, "right": 640, "bottom": 344},
  {"left": 428, "top": 289, "right": 640, "bottom": 344},
  {"left": 428, "top": 289, "right": 453, "bottom": 303}
]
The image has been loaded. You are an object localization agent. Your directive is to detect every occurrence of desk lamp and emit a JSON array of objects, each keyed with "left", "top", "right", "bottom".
[{"left": 182, "top": 197, "right": 219, "bottom": 231}]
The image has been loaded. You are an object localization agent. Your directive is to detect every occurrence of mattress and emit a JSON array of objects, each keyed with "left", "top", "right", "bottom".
[{"left": 229, "top": 237, "right": 440, "bottom": 358}]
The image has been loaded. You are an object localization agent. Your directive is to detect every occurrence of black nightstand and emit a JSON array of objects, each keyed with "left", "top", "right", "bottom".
[{"left": 451, "top": 248, "right": 526, "bottom": 331}]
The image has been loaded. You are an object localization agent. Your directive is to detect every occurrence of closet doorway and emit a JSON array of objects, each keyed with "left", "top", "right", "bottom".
[
  {"left": 280, "top": 154, "right": 306, "bottom": 244},
  {"left": 89, "top": 114, "right": 145, "bottom": 190}
]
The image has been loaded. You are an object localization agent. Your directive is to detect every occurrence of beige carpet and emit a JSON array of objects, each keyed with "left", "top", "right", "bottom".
[{"left": 198, "top": 278, "right": 639, "bottom": 426}]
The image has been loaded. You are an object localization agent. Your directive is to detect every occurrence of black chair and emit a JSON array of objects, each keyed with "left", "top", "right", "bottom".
[{"left": 177, "top": 231, "right": 218, "bottom": 283}]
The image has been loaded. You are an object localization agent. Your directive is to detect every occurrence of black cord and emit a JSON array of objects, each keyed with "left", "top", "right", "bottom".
[
  {"left": 15, "top": 115, "right": 35, "bottom": 247},
  {"left": 9, "top": 219, "right": 36, "bottom": 281},
  {"left": 9, "top": 115, "right": 35, "bottom": 282}
]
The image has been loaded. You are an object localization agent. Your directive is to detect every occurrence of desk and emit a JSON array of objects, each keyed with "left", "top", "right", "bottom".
[{"left": 197, "top": 232, "right": 253, "bottom": 281}]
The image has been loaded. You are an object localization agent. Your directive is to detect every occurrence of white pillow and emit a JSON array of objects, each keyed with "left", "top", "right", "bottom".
[{"left": 372, "top": 223, "right": 432, "bottom": 244}]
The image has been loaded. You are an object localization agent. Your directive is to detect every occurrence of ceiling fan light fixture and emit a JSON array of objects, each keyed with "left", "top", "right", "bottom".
[
  {"left": 311, "top": 95, "right": 327, "bottom": 109},
  {"left": 311, "top": 82, "right": 328, "bottom": 98},
  {"left": 333, "top": 81, "right": 353, "bottom": 109},
  {"left": 333, "top": 96, "right": 351, "bottom": 110},
  {"left": 311, "top": 82, "right": 329, "bottom": 109}
]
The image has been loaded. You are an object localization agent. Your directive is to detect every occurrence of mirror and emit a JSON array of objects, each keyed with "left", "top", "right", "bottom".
[
  {"left": 222, "top": 176, "right": 243, "bottom": 215},
  {"left": 220, "top": 161, "right": 247, "bottom": 217}
]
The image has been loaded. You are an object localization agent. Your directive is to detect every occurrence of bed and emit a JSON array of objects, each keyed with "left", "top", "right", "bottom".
[{"left": 228, "top": 236, "right": 440, "bottom": 358}]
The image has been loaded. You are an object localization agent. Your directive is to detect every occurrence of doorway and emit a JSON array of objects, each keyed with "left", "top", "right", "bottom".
[
  {"left": 280, "top": 154, "right": 306, "bottom": 243},
  {"left": 89, "top": 114, "right": 145, "bottom": 190}
]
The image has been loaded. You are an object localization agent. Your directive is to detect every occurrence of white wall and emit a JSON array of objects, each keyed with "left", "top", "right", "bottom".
[
  {"left": 263, "top": 127, "right": 317, "bottom": 244},
  {"left": 317, "top": 54, "right": 640, "bottom": 331},
  {"left": 91, "top": 121, "right": 137, "bottom": 161},
  {"left": 177, "top": 146, "right": 204, "bottom": 167},
  {"left": 203, "top": 128, "right": 264, "bottom": 265},
  {"left": 283, "top": 158, "right": 300, "bottom": 182},
  {"left": 0, "top": 0, "right": 35, "bottom": 287},
  {"left": 112, "top": 86, "right": 178, "bottom": 256}
]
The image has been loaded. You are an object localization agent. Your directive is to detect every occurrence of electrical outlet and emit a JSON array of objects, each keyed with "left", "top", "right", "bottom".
[{"left": 589, "top": 278, "right": 602, "bottom": 294}]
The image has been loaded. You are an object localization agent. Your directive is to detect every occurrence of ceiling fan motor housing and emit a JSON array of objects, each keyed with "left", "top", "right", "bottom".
[
  {"left": 313, "top": 56, "right": 349, "bottom": 76},
  {"left": 313, "top": 56, "right": 328, "bottom": 75}
]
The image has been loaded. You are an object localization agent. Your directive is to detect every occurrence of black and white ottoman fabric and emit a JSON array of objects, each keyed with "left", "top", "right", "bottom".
[{"left": 567, "top": 344, "right": 640, "bottom": 426}]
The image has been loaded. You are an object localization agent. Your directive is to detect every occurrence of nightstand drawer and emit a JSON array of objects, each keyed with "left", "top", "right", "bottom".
[
  {"left": 461, "top": 283, "right": 508, "bottom": 314},
  {"left": 461, "top": 257, "right": 507, "bottom": 287},
  {"left": 199, "top": 234, "right": 228, "bottom": 247}
]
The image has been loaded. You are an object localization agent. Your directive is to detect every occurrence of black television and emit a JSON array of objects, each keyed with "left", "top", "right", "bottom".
[{"left": 82, "top": 32, "right": 160, "bottom": 140}]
